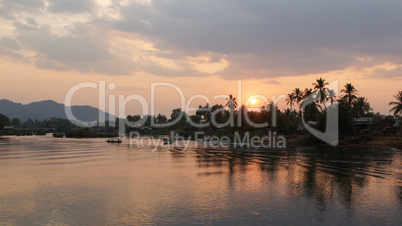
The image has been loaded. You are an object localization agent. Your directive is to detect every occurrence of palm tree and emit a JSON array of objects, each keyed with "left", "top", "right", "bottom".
[
  {"left": 303, "top": 88, "right": 313, "bottom": 100},
  {"left": 286, "top": 93, "right": 294, "bottom": 109},
  {"left": 301, "top": 88, "right": 314, "bottom": 108},
  {"left": 341, "top": 83, "right": 358, "bottom": 106},
  {"left": 327, "top": 89, "right": 337, "bottom": 106},
  {"left": 292, "top": 88, "right": 303, "bottom": 110},
  {"left": 341, "top": 83, "right": 358, "bottom": 135},
  {"left": 225, "top": 94, "right": 238, "bottom": 112},
  {"left": 353, "top": 97, "right": 372, "bottom": 118},
  {"left": 300, "top": 88, "right": 322, "bottom": 121},
  {"left": 312, "top": 77, "right": 329, "bottom": 108},
  {"left": 389, "top": 91, "right": 402, "bottom": 116}
]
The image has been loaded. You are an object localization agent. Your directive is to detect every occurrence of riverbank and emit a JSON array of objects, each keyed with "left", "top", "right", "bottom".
[
  {"left": 338, "top": 136, "right": 402, "bottom": 149},
  {"left": 286, "top": 134, "right": 402, "bottom": 149},
  {"left": 2, "top": 131, "right": 402, "bottom": 150}
]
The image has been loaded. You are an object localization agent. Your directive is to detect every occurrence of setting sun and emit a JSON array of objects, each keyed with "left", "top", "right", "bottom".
[{"left": 250, "top": 98, "right": 257, "bottom": 104}]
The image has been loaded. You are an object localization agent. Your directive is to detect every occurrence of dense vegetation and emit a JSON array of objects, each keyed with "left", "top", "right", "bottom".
[{"left": 1, "top": 78, "right": 401, "bottom": 144}]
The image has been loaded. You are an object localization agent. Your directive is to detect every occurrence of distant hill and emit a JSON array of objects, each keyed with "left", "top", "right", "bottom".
[{"left": 0, "top": 99, "right": 116, "bottom": 123}]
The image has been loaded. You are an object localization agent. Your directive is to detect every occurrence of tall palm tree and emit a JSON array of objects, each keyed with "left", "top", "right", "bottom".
[
  {"left": 292, "top": 88, "right": 303, "bottom": 110},
  {"left": 389, "top": 91, "right": 402, "bottom": 116},
  {"left": 225, "top": 94, "right": 238, "bottom": 112},
  {"left": 303, "top": 88, "right": 313, "bottom": 100},
  {"left": 301, "top": 88, "right": 314, "bottom": 108},
  {"left": 341, "top": 83, "right": 358, "bottom": 106},
  {"left": 299, "top": 88, "right": 321, "bottom": 120},
  {"left": 353, "top": 97, "right": 372, "bottom": 118},
  {"left": 312, "top": 77, "right": 329, "bottom": 108},
  {"left": 327, "top": 89, "right": 337, "bottom": 106},
  {"left": 341, "top": 83, "right": 358, "bottom": 134},
  {"left": 286, "top": 93, "right": 294, "bottom": 109}
]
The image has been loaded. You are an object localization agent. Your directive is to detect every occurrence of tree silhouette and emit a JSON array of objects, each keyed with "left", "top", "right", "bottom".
[
  {"left": 0, "top": 114, "right": 10, "bottom": 130},
  {"left": 286, "top": 93, "right": 294, "bottom": 109},
  {"left": 225, "top": 94, "right": 238, "bottom": 112},
  {"left": 11, "top": 118, "right": 21, "bottom": 127},
  {"left": 157, "top": 114, "right": 167, "bottom": 123},
  {"left": 341, "top": 83, "right": 358, "bottom": 107},
  {"left": 196, "top": 103, "right": 212, "bottom": 123},
  {"left": 327, "top": 89, "right": 337, "bottom": 106},
  {"left": 353, "top": 97, "right": 372, "bottom": 118},
  {"left": 170, "top": 108, "right": 183, "bottom": 120},
  {"left": 303, "top": 88, "right": 313, "bottom": 100},
  {"left": 389, "top": 91, "right": 402, "bottom": 116},
  {"left": 292, "top": 88, "right": 303, "bottom": 110},
  {"left": 312, "top": 77, "right": 329, "bottom": 108}
]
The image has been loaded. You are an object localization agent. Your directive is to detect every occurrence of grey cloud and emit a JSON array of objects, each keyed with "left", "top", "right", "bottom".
[
  {"left": 6, "top": 18, "right": 204, "bottom": 76},
  {"left": 0, "top": 7, "right": 16, "bottom": 20},
  {"left": 0, "top": 47, "right": 29, "bottom": 63},
  {"left": 0, "top": 37, "right": 28, "bottom": 63},
  {"left": 0, "top": 0, "right": 45, "bottom": 20},
  {"left": 23, "top": 25, "right": 110, "bottom": 62},
  {"left": 0, "top": 37, "right": 21, "bottom": 50},
  {"left": 4, "top": 0, "right": 45, "bottom": 9},
  {"left": 371, "top": 66, "right": 402, "bottom": 79},
  {"left": 13, "top": 21, "right": 38, "bottom": 31},
  {"left": 14, "top": 23, "right": 113, "bottom": 73},
  {"left": 264, "top": 80, "right": 280, "bottom": 85},
  {"left": 2, "top": 0, "right": 402, "bottom": 80},
  {"left": 47, "top": 0, "right": 94, "bottom": 14},
  {"left": 26, "top": 17, "right": 38, "bottom": 26},
  {"left": 112, "top": 0, "right": 402, "bottom": 79},
  {"left": 35, "top": 57, "right": 69, "bottom": 72}
]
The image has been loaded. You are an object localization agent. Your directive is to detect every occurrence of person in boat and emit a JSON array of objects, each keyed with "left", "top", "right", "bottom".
[
  {"left": 106, "top": 138, "right": 122, "bottom": 143},
  {"left": 162, "top": 137, "right": 172, "bottom": 144}
]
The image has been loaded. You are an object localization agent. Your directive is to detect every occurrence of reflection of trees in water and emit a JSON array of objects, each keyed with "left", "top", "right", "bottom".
[
  {"left": 190, "top": 147, "right": 398, "bottom": 210},
  {"left": 397, "top": 186, "right": 402, "bottom": 205}
]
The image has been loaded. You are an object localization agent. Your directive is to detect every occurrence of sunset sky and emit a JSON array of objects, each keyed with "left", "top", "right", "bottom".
[{"left": 1, "top": 0, "right": 401, "bottom": 117}]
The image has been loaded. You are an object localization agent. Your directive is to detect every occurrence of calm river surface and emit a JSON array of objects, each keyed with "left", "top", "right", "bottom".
[{"left": 0, "top": 135, "right": 401, "bottom": 225}]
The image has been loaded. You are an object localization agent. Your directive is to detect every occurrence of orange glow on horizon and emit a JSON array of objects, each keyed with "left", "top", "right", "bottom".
[{"left": 0, "top": 57, "right": 400, "bottom": 116}]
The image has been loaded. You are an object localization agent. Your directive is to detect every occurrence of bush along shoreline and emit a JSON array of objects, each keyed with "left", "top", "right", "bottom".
[{"left": 53, "top": 128, "right": 118, "bottom": 138}]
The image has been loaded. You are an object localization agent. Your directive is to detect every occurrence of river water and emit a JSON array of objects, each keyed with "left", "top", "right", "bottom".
[{"left": 0, "top": 135, "right": 401, "bottom": 225}]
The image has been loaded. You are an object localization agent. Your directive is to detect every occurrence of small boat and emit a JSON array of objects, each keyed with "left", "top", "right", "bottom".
[
  {"left": 106, "top": 139, "right": 122, "bottom": 144},
  {"left": 163, "top": 138, "right": 172, "bottom": 145}
]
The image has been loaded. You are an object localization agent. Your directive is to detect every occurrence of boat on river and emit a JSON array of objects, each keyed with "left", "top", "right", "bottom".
[{"left": 106, "top": 139, "right": 122, "bottom": 144}]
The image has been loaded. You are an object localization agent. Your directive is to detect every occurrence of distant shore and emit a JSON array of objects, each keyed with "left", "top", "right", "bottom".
[
  {"left": 1, "top": 132, "right": 402, "bottom": 150},
  {"left": 338, "top": 136, "right": 402, "bottom": 149}
]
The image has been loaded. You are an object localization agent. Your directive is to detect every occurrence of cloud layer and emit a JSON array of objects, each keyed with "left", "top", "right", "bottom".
[{"left": 1, "top": 0, "right": 402, "bottom": 79}]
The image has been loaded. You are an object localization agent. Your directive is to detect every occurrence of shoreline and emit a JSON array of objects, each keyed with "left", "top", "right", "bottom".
[
  {"left": 2, "top": 133, "right": 402, "bottom": 150},
  {"left": 287, "top": 134, "right": 402, "bottom": 150}
]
